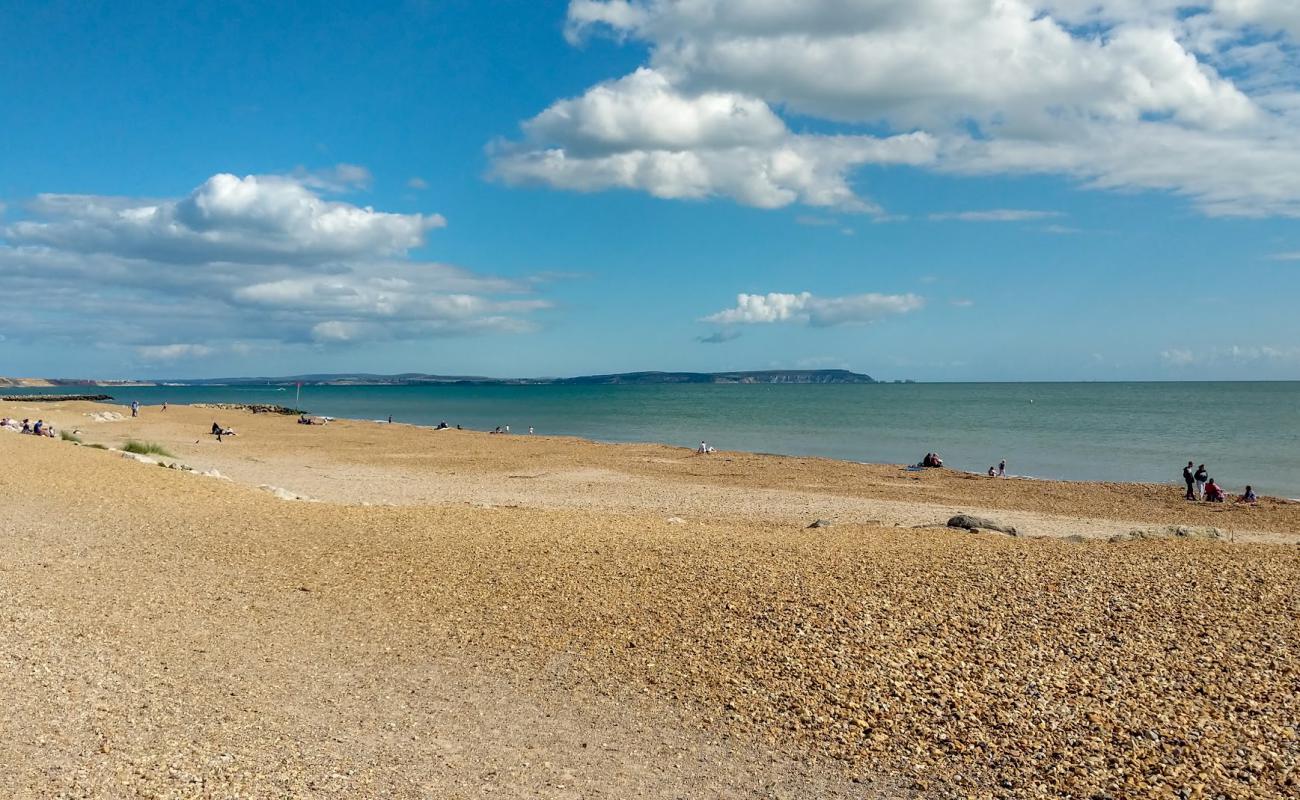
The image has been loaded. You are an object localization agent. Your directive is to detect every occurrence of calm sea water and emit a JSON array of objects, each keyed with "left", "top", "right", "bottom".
[{"left": 10, "top": 382, "right": 1300, "bottom": 497}]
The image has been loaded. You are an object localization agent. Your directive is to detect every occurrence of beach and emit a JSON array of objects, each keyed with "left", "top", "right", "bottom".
[{"left": 2, "top": 401, "right": 1298, "bottom": 798}]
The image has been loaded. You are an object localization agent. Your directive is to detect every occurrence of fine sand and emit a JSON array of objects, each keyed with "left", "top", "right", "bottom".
[{"left": 2, "top": 401, "right": 1298, "bottom": 799}]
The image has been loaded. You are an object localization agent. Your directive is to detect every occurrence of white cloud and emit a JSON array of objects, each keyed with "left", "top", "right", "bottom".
[
  {"left": 493, "top": 68, "right": 937, "bottom": 211},
  {"left": 0, "top": 169, "right": 551, "bottom": 358},
  {"left": 1267, "top": 251, "right": 1300, "bottom": 260},
  {"left": 950, "top": 298, "right": 975, "bottom": 308},
  {"left": 500, "top": 1, "right": 1300, "bottom": 217},
  {"left": 8, "top": 172, "right": 444, "bottom": 264},
  {"left": 407, "top": 176, "right": 429, "bottom": 190},
  {"left": 136, "top": 343, "right": 215, "bottom": 361},
  {"left": 703, "top": 291, "right": 924, "bottom": 326},
  {"left": 929, "top": 209, "right": 1065, "bottom": 222}
]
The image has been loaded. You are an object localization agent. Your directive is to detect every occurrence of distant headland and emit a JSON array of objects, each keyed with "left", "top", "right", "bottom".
[{"left": 1, "top": 369, "right": 898, "bottom": 387}]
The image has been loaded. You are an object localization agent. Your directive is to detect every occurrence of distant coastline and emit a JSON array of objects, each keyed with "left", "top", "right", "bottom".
[{"left": 0, "top": 369, "right": 892, "bottom": 388}]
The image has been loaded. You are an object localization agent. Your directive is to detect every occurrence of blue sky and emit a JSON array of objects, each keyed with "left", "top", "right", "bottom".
[{"left": 2, "top": 0, "right": 1299, "bottom": 381}]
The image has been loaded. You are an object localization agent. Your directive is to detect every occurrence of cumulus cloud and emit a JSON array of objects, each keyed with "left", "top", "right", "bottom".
[
  {"left": 0, "top": 169, "right": 551, "bottom": 359},
  {"left": 493, "top": 67, "right": 937, "bottom": 211},
  {"left": 498, "top": 1, "right": 1300, "bottom": 217},
  {"left": 703, "top": 291, "right": 924, "bottom": 327}
]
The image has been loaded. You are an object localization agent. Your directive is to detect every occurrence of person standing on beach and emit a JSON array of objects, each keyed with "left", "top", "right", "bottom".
[
  {"left": 997, "top": 459, "right": 1006, "bottom": 477},
  {"left": 1183, "top": 461, "right": 1196, "bottom": 500},
  {"left": 1194, "top": 464, "right": 1208, "bottom": 499},
  {"left": 131, "top": 400, "right": 139, "bottom": 418}
]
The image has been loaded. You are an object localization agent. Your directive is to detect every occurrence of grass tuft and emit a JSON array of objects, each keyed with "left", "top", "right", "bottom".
[
  {"left": 85, "top": 443, "right": 107, "bottom": 450},
  {"left": 122, "top": 440, "right": 174, "bottom": 458},
  {"left": 60, "top": 430, "right": 82, "bottom": 443}
]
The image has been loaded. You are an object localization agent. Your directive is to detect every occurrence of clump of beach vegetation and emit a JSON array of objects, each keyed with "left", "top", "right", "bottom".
[
  {"left": 122, "top": 440, "right": 174, "bottom": 458},
  {"left": 60, "top": 430, "right": 82, "bottom": 443}
]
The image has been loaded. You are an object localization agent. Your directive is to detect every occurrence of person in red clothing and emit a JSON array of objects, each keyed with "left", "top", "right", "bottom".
[{"left": 1204, "top": 479, "right": 1225, "bottom": 502}]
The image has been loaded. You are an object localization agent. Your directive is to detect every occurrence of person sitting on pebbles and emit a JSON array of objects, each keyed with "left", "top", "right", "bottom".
[{"left": 1203, "top": 478, "right": 1225, "bottom": 503}]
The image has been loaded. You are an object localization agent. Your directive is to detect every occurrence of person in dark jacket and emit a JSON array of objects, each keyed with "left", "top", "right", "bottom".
[
  {"left": 1194, "top": 464, "right": 1209, "bottom": 499},
  {"left": 1183, "top": 461, "right": 1195, "bottom": 500}
]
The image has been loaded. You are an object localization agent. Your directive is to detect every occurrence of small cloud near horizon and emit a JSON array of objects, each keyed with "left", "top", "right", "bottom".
[
  {"left": 929, "top": 209, "right": 1065, "bottom": 222},
  {"left": 696, "top": 329, "right": 742, "bottom": 344},
  {"left": 703, "top": 291, "right": 924, "bottom": 327}
]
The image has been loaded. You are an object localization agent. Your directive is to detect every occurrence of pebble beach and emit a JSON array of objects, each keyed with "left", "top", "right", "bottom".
[{"left": 2, "top": 401, "right": 1297, "bottom": 798}]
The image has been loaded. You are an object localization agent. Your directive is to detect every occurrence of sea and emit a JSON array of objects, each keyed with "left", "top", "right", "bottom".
[{"left": 8, "top": 382, "right": 1300, "bottom": 498}]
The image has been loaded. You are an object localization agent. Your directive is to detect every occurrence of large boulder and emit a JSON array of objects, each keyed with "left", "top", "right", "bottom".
[{"left": 947, "top": 514, "right": 1018, "bottom": 535}]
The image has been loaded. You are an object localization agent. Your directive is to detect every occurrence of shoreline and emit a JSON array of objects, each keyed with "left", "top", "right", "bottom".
[
  {"left": 154, "top": 400, "right": 1300, "bottom": 505},
  {"left": 5, "top": 399, "right": 1299, "bottom": 543},
  {"left": 10, "top": 382, "right": 1299, "bottom": 497}
]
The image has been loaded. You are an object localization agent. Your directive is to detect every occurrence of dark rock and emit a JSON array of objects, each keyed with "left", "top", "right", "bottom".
[{"left": 947, "top": 514, "right": 1018, "bottom": 535}]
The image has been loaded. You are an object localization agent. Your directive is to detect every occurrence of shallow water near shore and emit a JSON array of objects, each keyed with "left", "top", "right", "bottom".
[{"left": 11, "top": 381, "right": 1300, "bottom": 497}]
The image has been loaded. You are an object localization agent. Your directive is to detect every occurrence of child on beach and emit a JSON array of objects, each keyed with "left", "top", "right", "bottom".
[
  {"left": 1239, "top": 485, "right": 1258, "bottom": 503},
  {"left": 1194, "top": 465, "right": 1208, "bottom": 499},
  {"left": 998, "top": 459, "right": 1006, "bottom": 477}
]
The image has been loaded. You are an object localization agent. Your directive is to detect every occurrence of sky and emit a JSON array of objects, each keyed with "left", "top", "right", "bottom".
[{"left": 1, "top": 0, "right": 1299, "bottom": 382}]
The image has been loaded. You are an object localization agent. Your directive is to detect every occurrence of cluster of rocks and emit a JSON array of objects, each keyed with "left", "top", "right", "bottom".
[
  {"left": 191, "top": 402, "right": 302, "bottom": 415},
  {"left": 946, "top": 514, "right": 1018, "bottom": 535}
]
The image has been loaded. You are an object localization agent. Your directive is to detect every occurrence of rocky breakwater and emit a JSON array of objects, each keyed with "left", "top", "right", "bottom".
[
  {"left": 1, "top": 394, "right": 113, "bottom": 402},
  {"left": 190, "top": 402, "right": 303, "bottom": 415}
]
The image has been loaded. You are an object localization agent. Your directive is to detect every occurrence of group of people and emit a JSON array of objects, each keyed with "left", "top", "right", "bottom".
[
  {"left": 986, "top": 459, "right": 1007, "bottom": 477},
  {"left": 1, "top": 417, "right": 59, "bottom": 438},
  {"left": 1181, "top": 461, "right": 1256, "bottom": 503},
  {"left": 918, "top": 452, "right": 944, "bottom": 468}
]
